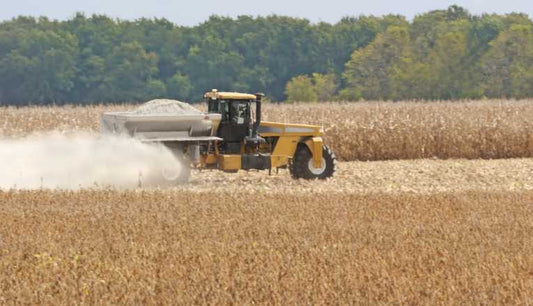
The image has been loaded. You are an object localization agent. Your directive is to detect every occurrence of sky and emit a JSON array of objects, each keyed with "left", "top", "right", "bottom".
[{"left": 1, "top": 0, "right": 531, "bottom": 25}]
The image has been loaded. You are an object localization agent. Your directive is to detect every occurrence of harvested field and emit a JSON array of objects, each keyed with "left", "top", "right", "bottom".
[
  {"left": 0, "top": 101, "right": 532, "bottom": 304},
  {"left": 186, "top": 158, "right": 533, "bottom": 194},
  {"left": 1, "top": 100, "right": 533, "bottom": 161},
  {"left": 1, "top": 158, "right": 532, "bottom": 304},
  {"left": 0, "top": 188, "right": 532, "bottom": 304}
]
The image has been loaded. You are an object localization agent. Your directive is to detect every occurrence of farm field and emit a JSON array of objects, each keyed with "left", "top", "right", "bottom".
[
  {"left": 1, "top": 186, "right": 532, "bottom": 304},
  {"left": 2, "top": 99, "right": 533, "bottom": 161},
  {"left": 0, "top": 100, "right": 532, "bottom": 304}
]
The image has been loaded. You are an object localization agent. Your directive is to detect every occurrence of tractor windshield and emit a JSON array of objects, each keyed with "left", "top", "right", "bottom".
[
  {"left": 208, "top": 99, "right": 251, "bottom": 125},
  {"left": 231, "top": 101, "right": 250, "bottom": 125}
]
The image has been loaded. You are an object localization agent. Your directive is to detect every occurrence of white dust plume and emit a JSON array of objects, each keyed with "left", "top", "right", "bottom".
[{"left": 0, "top": 132, "right": 184, "bottom": 190}]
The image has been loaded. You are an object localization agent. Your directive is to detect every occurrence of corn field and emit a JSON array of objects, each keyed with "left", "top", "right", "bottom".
[{"left": 1, "top": 100, "right": 532, "bottom": 161}]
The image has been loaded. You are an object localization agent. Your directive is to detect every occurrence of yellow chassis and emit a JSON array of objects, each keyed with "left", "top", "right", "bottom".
[{"left": 199, "top": 121, "right": 324, "bottom": 171}]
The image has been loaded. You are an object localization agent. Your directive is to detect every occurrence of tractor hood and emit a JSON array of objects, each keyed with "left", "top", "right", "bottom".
[{"left": 257, "top": 121, "right": 323, "bottom": 137}]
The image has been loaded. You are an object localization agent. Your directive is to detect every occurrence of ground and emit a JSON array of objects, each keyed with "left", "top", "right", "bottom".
[
  {"left": 0, "top": 102, "right": 532, "bottom": 303},
  {"left": 1, "top": 159, "right": 532, "bottom": 304}
]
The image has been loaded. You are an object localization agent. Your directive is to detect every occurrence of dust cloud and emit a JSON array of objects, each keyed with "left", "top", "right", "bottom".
[{"left": 0, "top": 132, "right": 183, "bottom": 190}]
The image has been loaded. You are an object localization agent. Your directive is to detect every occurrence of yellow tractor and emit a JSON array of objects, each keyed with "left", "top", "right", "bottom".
[{"left": 101, "top": 89, "right": 336, "bottom": 183}]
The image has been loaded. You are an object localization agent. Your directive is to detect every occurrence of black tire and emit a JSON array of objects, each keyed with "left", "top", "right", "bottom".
[{"left": 290, "top": 144, "right": 336, "bottom": 179}]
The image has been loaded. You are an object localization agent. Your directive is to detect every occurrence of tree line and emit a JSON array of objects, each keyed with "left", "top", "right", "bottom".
[{"left": 0, "top": 5, "right": 531, "bottom": 105}]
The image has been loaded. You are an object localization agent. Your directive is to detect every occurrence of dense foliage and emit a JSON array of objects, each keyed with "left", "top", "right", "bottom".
[{"left": 0, "top": 6, "right": 531, "bottom": 104}]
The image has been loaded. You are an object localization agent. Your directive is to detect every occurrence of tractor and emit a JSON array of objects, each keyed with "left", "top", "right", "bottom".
[{"left": 101, "top": 89, "right": 336, "bottom": 183}]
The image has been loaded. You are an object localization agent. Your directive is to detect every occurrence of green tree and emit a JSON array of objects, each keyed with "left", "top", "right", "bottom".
[
  {"left": 0, "top": 27, "right": 77, "bottom": 104},
  {"left": 146, "top": 79, "right": 167, "bottom": 99},
  {"left": 105, "top": 41, "right": 160, "bottom": 102},
  {"left": 480, "top": 24, "right": 533, "bottom": 98},
  {"left": 427, "top": 20, "right": 470, "bottom": 99},
  {"left": 340, "top": 25, "right": 410, "bottom": 100},
  {"left": 1, "top": 7, "right": 533, "bottom": 104},
  {"left": 166, "top": 74, "right": 193, "bottom": 101},
  {"left": 312, "top": 73, "right": 337, "bottom": 101},
  {"left": 285, "top": 73, "right": 337, "bottom": 102},
  {"left": 285, "top": 75, "right": 318, "bottom": 102},
  {"left": 389, "top": 58, "right": 434, "bottom": 100}
]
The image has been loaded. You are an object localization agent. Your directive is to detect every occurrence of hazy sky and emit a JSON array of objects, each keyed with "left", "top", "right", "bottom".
[{"left": 1, "top": 0, "right": 531, "bottom": 25}]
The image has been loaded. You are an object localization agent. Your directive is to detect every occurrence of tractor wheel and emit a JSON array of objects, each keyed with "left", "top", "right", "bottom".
[
  {"left": 146, "top": 143, "right": 191, "bottom": 186},
  {"left": 160, "top": 156, "right": 191, "bottom": 185},
  {"left": 290, "top": 144, "right": 336, "bottom": 179}
]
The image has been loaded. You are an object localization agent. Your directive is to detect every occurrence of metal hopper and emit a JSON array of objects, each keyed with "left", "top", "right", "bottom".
[{"left": 100, "top": 99, "right": 222, "bottom": 142}]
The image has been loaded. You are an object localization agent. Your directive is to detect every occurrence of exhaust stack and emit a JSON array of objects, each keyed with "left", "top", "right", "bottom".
[{"left": 253, "top": 93, "right": 264, "bottom": 137}]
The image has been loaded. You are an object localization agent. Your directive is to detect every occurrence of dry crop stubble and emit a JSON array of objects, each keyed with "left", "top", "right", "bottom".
[
  {"left": 0, "top": 190, "right": 532, "bottom": 304},
  {"left": 186, "top": 158, "right": 533, "bottom": 194},
  {"left": 0, "top": 158, "right": 532, "bottom": 303}
]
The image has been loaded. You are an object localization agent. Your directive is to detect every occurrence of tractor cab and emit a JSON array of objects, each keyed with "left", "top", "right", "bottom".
[{"left": 204, "top": 89, "right": 264, "bottom": 154}]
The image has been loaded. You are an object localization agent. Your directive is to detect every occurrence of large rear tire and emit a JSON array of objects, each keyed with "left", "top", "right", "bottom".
[{"left": 290, "top": 144, "right": 336, "bottom": 179}]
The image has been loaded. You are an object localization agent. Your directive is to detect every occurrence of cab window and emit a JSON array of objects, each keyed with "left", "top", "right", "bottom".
[
  {"left": 220, "top": 101, "right": 230, "bottom": 121},
  {"left": 231, "top": 101, "right": 249, "bottom": 125},
  {"left": 208, "top": 100, "right": 218, "bottom": 112}
]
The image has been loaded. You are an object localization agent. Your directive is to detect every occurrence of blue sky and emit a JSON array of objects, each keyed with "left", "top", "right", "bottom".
[{"left": 1, "top": 0, "right": 531, "bottom": 25}]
